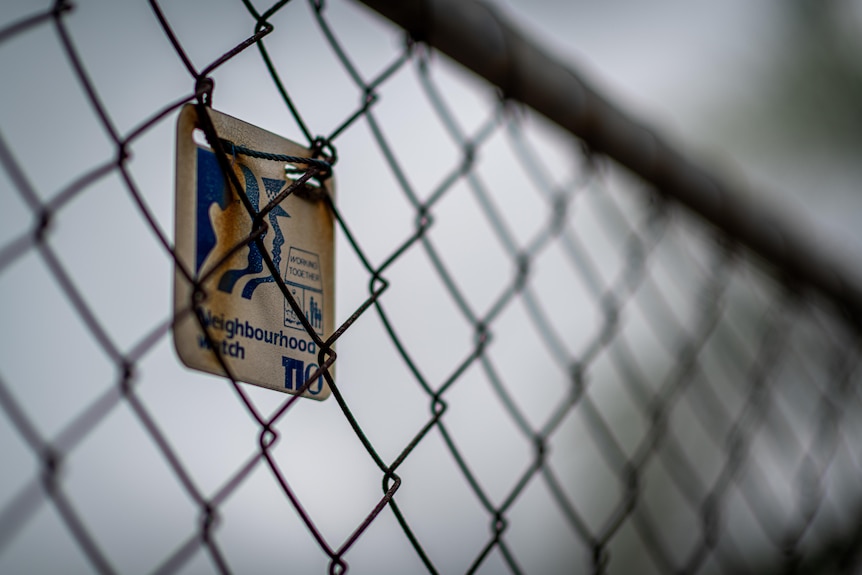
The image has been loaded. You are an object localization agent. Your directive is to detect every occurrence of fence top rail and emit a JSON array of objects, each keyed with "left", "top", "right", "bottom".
[{"left": 357, "top": 0, "right": 862, "bottom": 329}]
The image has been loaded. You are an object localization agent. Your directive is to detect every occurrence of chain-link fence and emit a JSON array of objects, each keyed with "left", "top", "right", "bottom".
[{"left": 2, "top": 1, "right": 861, "bottom": 573}]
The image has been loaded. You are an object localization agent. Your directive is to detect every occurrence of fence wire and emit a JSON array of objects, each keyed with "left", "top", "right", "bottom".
[{"left": 1, "top": 1, "right": 861, "bottom": 574}]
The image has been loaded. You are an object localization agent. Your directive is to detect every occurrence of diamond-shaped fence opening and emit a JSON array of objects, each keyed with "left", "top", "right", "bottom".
[{"left": 2, "top": 1, "right": 862, "bottom": 574}]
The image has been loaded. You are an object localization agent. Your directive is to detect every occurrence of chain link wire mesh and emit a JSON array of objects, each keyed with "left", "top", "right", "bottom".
[{"left": 1, "top": 1, "right": 862, "bottom": 573}]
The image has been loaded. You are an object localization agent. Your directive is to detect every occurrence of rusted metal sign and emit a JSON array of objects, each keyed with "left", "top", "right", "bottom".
[{"left": 173, "top": 105, "right": 334, "bottom": 399}]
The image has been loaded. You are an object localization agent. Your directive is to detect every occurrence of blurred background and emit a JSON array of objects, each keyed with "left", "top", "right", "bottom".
[
  {"left": 505, "top": 0, "right": 862, "bottom": 254},
  {"left": 1, "top": 1, "right": 861, "bottom": 573}
]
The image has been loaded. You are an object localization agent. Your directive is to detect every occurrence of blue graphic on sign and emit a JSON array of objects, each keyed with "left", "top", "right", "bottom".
[
  {"left": 195, "top": 147, "right": 230, "bottom": 274},
  {"left": 282, "top": 356, "right": 323, "bottom": 395},
  {"left": 195, "top": 147, "right": 290, "bottom": 300},
  {"left": 284, "top": 247, "right": 324, "bottom": 335}
]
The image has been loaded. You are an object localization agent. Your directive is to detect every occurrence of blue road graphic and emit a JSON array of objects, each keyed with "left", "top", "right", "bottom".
[{"left": 194, "top": 147, "right": 290, "bottom": 300}]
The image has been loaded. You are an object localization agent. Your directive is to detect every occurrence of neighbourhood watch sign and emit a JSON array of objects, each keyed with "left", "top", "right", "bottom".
[{"left": 172, "top": 105, "right": 334, "bottom": 399}]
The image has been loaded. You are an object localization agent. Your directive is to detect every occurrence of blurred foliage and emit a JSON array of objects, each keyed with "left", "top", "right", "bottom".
[{"left": 744, "top": 0, "right": 862, "bottom": 158}]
